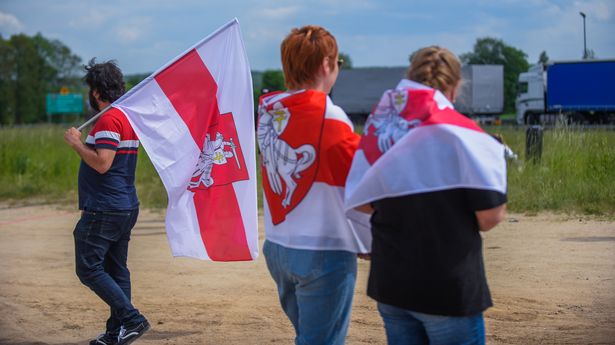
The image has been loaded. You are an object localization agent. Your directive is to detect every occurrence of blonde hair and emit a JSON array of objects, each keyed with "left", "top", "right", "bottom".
[
  {"left": 407, "top": 46, "right": 461, "bottom": 96},
  {"left": 281, "top": 25, "right": 338, "bottom": 90}
]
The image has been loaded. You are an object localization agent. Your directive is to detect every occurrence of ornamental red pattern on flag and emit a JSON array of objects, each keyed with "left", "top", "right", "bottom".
[
  {"left": 110, "top": 19, "right": 258, "bottom": 261},
  {"left": 345, "top": 79, "right": 507, "bottom": 212},
  {"left": 257, "top": 90, "right": 371, "bottom": 253}
]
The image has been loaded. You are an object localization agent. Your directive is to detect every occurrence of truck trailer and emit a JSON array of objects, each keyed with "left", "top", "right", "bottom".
[
  {"left": 454, "top": 64, "right": 504, "bottom": 116},
  {"left": 516, "top": 59, "right": 615, "bottom": 124}
]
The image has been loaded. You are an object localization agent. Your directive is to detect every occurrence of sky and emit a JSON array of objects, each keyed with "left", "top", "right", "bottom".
[{"left": 1, "top": 0, "right": 614, "bottom": 75}]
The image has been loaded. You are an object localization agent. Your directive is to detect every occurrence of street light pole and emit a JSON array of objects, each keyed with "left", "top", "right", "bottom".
[{"left": 580, "top": 12, "right": 587, "bottom": 59}]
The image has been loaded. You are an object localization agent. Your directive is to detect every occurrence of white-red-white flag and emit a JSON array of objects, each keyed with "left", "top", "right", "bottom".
[
  {"left": 257, "top": 90, "right": 371, "bottom": 253},
  {"left": 111, "top": 18, "right": 257, "bottom": 261},
  {"left": 345, "top": 79, "right": 507, "bottom": 212}
]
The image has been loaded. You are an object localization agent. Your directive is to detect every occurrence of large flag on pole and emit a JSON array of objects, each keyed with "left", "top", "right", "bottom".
[{"left": 110, "top": 18, "right": 257, "bottom": 261}]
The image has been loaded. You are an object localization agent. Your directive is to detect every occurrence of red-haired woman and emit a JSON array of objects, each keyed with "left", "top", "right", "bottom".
[{"left": 257, "top": 26, "right": 370, "bottom": 345}]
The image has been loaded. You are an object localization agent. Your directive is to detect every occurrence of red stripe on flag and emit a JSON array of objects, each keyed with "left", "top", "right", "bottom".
[
  {"left": 155, "top": 49, "right": 251, "bottom": 261},
  {"left": 155, "top": 50, "right": 217, "bottom": 150},
  {"left": 193, "top": 187, "right": 251, "bottom": 261}
]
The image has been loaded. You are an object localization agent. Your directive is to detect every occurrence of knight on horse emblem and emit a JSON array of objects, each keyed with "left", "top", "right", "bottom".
[
  {"left": 257, "top": 101, "right": 316, "bottom": 208},
  {"left": 189, "top": 132, "right": 240, "bottom": 190},
  {"left": 365, "top": 89, "right": 421, "bottom": 153}
]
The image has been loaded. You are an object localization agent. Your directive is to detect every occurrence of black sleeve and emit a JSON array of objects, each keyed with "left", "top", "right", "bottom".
[{"left": 465, "top": 188, "right": 507, "bottom": 211}]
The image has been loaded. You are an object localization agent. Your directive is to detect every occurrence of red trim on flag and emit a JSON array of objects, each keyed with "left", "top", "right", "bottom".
[
  {"left": 155, "top": 49, "right": 251, "bottom": 261},
  {"left": 314, "top": 119, "right": 359, "bottom": 187},
  {"left": 422, "top": 107, "right": 484, "bottom": 133}
]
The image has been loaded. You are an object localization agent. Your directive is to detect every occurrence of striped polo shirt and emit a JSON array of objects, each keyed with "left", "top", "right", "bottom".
[{"left": 78, "top": 107, "right": 140, "bottom": 211}]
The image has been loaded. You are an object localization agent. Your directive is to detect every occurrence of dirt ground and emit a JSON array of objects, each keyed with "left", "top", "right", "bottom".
[{"left": 0, "top": 205, "right": 614, "bottom": 345}]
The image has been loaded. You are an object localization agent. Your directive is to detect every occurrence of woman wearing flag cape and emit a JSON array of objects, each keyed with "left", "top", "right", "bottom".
[
  {"left": 345, "top": 46, "right": 508, "bottom": 344},
  {"left": 257, "top": 26, "right": 370, "bottom": 345}
]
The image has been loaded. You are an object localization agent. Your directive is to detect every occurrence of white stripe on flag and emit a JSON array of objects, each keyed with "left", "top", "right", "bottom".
[
  {"left": 264, "top": 182, "right": 371, "bottom": 253},
  {"left": 345, "top": 123, "right": 506, "bottom": 210},
  {"left": 196, "top": 23, "right": 258, "bottom": 259}
]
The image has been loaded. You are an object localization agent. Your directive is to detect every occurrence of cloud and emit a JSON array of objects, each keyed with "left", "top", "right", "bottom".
[
  {"left": 515, "top": 0, "right": 615, "bottom": 61},
  {"left": 257, "top": 5, "right": 302, "bottom": 19},
  {"left": 115, "top": 26, "right": 143, "bottom": 44},
  {"left": 0, "top": 11, "right": 24, "bottom": 34},
  {"left": 575, "top": 0, "right": 612, "bottom": 20},
  {"left": 68, "top": 8, "right": 113, "bottom": 29},
  {"left": 111, "top": 15, "right": 153, "bottom": 45}
]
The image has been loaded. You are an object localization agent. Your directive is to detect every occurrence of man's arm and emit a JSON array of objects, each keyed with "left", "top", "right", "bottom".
[
  {"left": 475, "top": 204, "right": 506, "bottom": 232},
  {"left": 64, "top": 127, "right": 116, "bottom": 174}
]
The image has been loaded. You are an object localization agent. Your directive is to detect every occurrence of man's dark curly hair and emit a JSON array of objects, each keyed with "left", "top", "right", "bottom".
[{"left": 84, "top": 58, "right": 125, "bottom": 103}]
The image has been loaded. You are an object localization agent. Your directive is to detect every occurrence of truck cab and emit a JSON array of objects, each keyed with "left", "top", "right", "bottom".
[{"left": 516, "top": 64, "right": 545, "bottom": 124}]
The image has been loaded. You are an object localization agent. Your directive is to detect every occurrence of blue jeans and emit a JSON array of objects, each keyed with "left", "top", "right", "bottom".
[
  {"left": 74, "top": 209, "right": 146, "bottom": 334},
  {"left": 263, "top": 240, "right": 357, "bottom": 345},
  {"left": 377, "top": 303, "right": 485, "bottom": 345}
]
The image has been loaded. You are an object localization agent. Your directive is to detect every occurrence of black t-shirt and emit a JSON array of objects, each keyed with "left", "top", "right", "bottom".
[{"left": 368, "top": 188, "right": 506, "bottom": 316}]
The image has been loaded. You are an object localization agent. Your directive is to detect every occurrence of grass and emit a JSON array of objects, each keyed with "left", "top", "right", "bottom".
[
  {"left": 1, "top": 124, "right": 614, "bottom": 216},
  {"left": 0, "top": 125, "right": 80, "bottom": 202},
  {"left": 488, "top": 125, "right": 615, "bottom": 216},
  {"left": 0, "top": 124, "right": 166, "bottom": 208}
]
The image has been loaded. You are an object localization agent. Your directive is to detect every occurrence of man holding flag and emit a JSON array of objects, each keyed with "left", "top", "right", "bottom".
[
  {"left": 64, "top": 59, "right": 149, "bottom": 345},
  {"left": 112, "top": 18, "right": 258, "bottom": 261}
]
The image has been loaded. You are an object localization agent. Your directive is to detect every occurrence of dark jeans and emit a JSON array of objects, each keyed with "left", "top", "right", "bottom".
[{"left": 74, "top": 208, "right": 146, "bottom": 334}]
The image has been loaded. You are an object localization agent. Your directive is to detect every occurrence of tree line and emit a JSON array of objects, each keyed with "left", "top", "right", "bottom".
[
  {"left": 0, "top": 33, "right": 82, "bottom": 125},
  {"left": 1, "top": 33, "right": 559, "bottom": 125}
]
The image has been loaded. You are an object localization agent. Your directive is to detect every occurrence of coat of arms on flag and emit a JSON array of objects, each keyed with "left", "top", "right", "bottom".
[
  {"left": 362, "top": 89, "right": 423, "bottom": 164},
  {"left": 257, "top": 91, "right": 322, "bottom": 224},
  {"left": 258, "top": 90, "right": 372, "bottom": 254},
  {"left": 188, "top": 112, "right": 248, "bottom": 191},
  {"left": 110, "top": 19, "right": 258, "bottom": 261}
]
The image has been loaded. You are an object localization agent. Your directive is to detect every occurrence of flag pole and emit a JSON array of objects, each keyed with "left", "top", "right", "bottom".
[
  {"left": 75, "top": 18, "right": 240, "bottom": 133},
  {"left": 77, "top": 104, "right": 112, "bottom": 131}
]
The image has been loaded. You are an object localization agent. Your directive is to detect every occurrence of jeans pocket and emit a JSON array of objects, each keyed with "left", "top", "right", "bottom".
[
  {"left": 78, "top": 213, "right": 126, "bottom": 242},
  {"left": 74, "top": 213, "right": 97, "bottom": 241}
]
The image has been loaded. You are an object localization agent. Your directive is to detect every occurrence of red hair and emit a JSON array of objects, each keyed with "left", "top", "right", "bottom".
[{"left": 281, "top": 25, "right": 338, "bottom": 90}]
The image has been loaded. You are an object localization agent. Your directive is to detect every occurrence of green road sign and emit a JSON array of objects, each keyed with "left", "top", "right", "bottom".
[{"left": 46, "top": 93, "right": 83, "bottom": 114}]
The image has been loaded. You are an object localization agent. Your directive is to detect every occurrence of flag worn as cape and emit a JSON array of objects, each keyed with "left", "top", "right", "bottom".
[
  {"left": 111, "top": 19, "right": 257, "bottom": 261},
  {"left": 344, "top": 79, "right": 507, "bottom": 211},
  {"left": 257, "top": 90, "right": 371, "bottom": 253}
]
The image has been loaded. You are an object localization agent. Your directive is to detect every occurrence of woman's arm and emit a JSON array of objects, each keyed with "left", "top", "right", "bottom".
[{"left": 475, "top": 204, "right": 506, "bottom": 232}]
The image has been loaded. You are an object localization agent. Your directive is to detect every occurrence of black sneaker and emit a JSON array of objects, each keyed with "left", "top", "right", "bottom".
[
  {"left": 116, "top": 320, "right": 150, "bottom": 345},
  {"left": 89, "top": 332, "right": 118, "bottom": 345}
]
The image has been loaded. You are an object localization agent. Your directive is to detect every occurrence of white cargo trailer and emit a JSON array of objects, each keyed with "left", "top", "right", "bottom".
[
  {"left": 331, "top": 65, "right": 503, "bottom": 118},
  {"left": 454, "top": 64, "right": 504, "bottom": 115}
]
